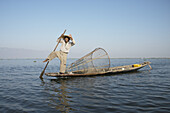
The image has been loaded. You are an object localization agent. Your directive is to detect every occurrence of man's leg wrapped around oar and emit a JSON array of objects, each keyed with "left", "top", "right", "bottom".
[{"left": 47, "top": 51, "right": 68, "bottom": 73}]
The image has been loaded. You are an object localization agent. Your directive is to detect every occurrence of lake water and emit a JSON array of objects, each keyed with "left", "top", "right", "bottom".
[{"left": 0, "top": 58, "right": 170, "bottom": 113}]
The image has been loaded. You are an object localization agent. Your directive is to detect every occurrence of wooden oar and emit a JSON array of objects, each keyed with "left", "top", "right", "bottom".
[
  {"left": 148, "top": 64, "right": 152, "bottom": 70},
  {"left": 39, "top": 29, "right": 66, "bottom": 79}
]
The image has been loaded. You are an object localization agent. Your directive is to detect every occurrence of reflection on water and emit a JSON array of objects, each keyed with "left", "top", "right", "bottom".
[
  {"left": 41, "top": 78, "right": 76, "bottom": 112},
  {"left": 41, "top": 76, "right": 107, "bottom": 113},
  {"left": 40, "top": 71, "right": 148, "bottom": 113}
]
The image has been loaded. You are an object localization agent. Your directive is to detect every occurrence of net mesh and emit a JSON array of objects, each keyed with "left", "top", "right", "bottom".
[{"left": 66, "top": 48, "right": 110, "bottom": 74}]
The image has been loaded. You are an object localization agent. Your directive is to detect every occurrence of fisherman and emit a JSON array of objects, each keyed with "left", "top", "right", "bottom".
[{"left": 43, "top": 34, "right": 75, "bottom": 74}]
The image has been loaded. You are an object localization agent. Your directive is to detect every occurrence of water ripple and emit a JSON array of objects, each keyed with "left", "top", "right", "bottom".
[{"left": 0, "top": 59, "right": 170, "bottom": 112}]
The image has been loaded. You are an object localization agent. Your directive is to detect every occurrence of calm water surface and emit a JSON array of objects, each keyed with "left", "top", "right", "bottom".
[{"left": 0, "top": 59, "right": 170, "bottom": 113}]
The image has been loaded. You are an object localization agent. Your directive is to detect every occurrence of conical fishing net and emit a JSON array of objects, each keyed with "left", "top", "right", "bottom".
[{"left": 66, "top": 48, "right": 110, "bottom": 74}]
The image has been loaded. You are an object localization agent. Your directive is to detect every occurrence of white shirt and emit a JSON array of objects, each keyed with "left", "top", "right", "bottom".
[{"left": 57, "top": 38, "right": 75, "bottom": 53}]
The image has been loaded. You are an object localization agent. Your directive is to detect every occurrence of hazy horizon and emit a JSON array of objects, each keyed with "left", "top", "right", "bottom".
[{"left": 0, "top": 47, "right": 170, "bottom": 59}]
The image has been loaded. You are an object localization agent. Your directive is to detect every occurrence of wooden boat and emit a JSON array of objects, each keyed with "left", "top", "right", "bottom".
[{"left": 45, "top": 61, "right": 152, "bottom": 77}]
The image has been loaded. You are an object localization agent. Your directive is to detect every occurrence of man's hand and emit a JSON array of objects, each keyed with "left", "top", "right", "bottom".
[
  {"left": 69, "top": 34, "right": 73, "bottom": 40},
  {"left": 58, "top": 34, "right": 64, "bottom": 40}
]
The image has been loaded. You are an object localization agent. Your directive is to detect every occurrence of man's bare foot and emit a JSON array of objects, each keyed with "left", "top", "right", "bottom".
[{"left": 43, "top": 58, "right": 49, "bottom": 62}]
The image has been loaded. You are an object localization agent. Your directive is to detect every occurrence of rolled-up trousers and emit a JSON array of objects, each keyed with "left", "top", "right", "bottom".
[{"left": 47, "top": 51, "right": 68, "bottom": 73}]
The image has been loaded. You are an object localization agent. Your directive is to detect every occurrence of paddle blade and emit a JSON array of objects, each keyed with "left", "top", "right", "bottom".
[
  {"left": 39, "top": 61, "right": 49, "bottom": 79},
  {"left": 39, "top": 70, "right": 45, "bottom": 79}
]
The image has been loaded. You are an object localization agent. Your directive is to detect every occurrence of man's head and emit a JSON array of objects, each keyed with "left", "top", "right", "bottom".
[{"left": 64, "top": 35, "right": 71, "bottom": 43}]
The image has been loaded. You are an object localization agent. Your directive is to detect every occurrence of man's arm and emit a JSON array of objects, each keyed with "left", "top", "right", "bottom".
[{"left": 69, "top": 34, "right": 75, "bottom": 45}]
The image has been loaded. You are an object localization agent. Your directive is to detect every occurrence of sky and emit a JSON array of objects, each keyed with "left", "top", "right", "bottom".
[{"left": 0, "top": 0, "right": 170, "bottom": 58}]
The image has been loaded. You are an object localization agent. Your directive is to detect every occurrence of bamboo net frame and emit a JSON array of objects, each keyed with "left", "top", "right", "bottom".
[{"left": 66, "top": 48, "right": 110, "bottom": 74}]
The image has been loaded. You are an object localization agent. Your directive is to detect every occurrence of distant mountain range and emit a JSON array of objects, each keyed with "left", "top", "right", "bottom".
[
  {"left": 0, "top": 47, "right": 49, "bottom": 59},
  {"left": 0, "top": 47, "right": 169, "bottom": 59}
]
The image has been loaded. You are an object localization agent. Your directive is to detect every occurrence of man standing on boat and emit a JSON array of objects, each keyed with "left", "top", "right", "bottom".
[{"left": 43, "top": 34, "right": 75, "bottom": 74}]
